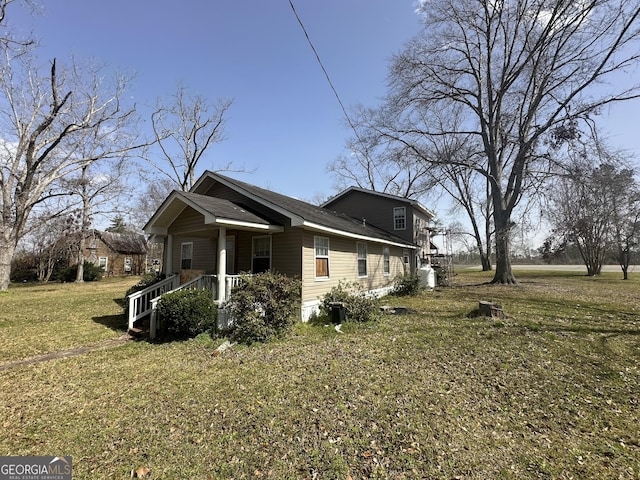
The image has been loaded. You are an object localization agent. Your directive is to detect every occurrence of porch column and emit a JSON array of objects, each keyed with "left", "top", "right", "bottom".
[
  {"left": 217, "top": 227, "right": 226, "bottom": 304},
  {"left": 165, "top": 234, "right": 173, "bottom": 275}
]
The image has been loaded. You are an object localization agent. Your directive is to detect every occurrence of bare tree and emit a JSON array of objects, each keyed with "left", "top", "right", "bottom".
[
  {"left": 0, "top": 52, "right": 140, "bottom": 290},
  {"left": 349, "top": 0, "right": 640, "bottom": 284},
  {"left": 606, "top": 162, "right": 640, "bottom": 279},
  {"left": 147, "top": 85, "right": 236, "bottom": 191},
  {"left": 329, "top": 105, "right": 438, "bottom": 199},
  {"left": 61, "top": 155, "right": 130, "bottom": 282},
  {"left": 128, "top": 177, "right": 174, "bottom": 231},
  {"left": 0, "top": 0, "right": 35, "bottom": 49},
  {"left": 337, "top": 107, "right": 495, "bottom": 269},
  {"left": 547, "top": 141, "right": 639, "bottom": 277}
]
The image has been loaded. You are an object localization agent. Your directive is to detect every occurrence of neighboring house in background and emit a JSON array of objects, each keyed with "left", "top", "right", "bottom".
[
  {"left": 85, "top": 230, "right": 147, "bottom": 276},
  {"left": 144, "top": 171, "right": 436, "bottom": 320},
  {"left": 322, "top": 187, "right": 436, "bottom": 270}
]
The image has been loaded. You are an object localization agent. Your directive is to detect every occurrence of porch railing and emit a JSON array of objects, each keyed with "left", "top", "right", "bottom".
[
  {"left": 126, "top": 273, "right": 244, "bottom": 338},
  {"left": 127, "top": 274, "right": 180, "bottom": 331},
  {"left": 149, "top": 274, "right": 243, "bottom": 338}
]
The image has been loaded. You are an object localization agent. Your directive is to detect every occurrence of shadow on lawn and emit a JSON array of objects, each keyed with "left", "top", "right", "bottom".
[
  {"left": 93, "top": 298, "right": 128, "bottom": 332},
  {"left": 92, "top": 313, "right": 127, "bottom": 332}
]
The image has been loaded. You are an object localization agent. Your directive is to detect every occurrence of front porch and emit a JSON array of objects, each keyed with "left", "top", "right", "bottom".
[{"left": 126, "top": 273, "right": 243, "bottom": 339}]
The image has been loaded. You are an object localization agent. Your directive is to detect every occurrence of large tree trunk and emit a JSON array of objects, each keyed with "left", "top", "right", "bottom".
[
  {"left": 0, "top": 235, "right": 16, "bottom": 291},
  {"left": 491, "top": 210, "right": 517, "bottom": 284}
]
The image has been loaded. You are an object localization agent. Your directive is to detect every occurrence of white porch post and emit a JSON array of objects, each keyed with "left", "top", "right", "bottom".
[
  {"left": 165, "top": 234, "right": 174, "bottom": 275},
  {"left": 217, "top": 227, "right": 226, "bottom": 304}
]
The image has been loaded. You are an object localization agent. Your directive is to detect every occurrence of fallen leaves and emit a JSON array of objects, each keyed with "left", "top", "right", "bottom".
[{"left": 131, "top": 466, "right": 150, "bottom": 477}]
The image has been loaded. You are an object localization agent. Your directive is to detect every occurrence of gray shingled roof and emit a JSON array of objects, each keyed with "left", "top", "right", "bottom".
[
  {"left": 178, "top": 191, "right": 273, "bottom": 226},
  {"left": 210, "top": 173, "right": 416, "bottom": 246},
  {"left": 95, "top": 231, "right": 147, "bottom": 254}
]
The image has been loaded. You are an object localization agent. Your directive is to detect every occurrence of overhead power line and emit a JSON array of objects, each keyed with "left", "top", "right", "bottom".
[{"left": 287, "top": 0, "right": 361, "bottom": 137}]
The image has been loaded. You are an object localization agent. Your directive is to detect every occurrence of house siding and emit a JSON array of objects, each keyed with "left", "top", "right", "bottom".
[
  {"left": 324, "top": 191, "right": 414, "bottom": 244},
  {"left": 300, "top": 230, "right": 408, "bottom": 319},
  {"left": 325, "top": 190, "right": 435, "bottom": 269},
  {"left": 84, "top": 235, "right": 146, "bottom": 276},
  {"left": 234, "top": 228, "right": 303, "bottom": 276},
  {"left": 169, "top": 206, "right": 217, "bottom": 236},
  {"left": 87, "top": 241, "right": 146, "bottom": 275},
  {"left": 169, "top": 237, "right": 216, "bottom": 274}
]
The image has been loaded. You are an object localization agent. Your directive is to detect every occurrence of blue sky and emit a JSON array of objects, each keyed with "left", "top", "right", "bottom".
[
  {"left": 9, "top": 0, "right": 424, "bottom": 203},
  {"left": 8, "top": 0, "right": 640, "bottom": 230}
]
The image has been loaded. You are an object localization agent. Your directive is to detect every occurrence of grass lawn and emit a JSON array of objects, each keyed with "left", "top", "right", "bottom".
[
  {"left": 0, "top": 277, "right": 140, "bottom": 363},
  {"left": 0, "top": 271, "right": 639, "bottom": 479}
]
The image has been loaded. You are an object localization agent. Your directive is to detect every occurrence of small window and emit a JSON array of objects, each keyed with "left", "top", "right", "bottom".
[
  {"left": 98, "top": 257, "right": 108, "bottom": 271},
  {"left": 357, "top": 242, "right": 368, "bottom": 277},
  {"left": 383, "top": 247, "right": 390, "bottom": 276},
  {"left": 252, "top": 236, "right": 271, "bottom": 273},
  {"left": 314, "top": 236, "right": 330, "bottom": 279},
  {"left": 124, "top": 257, "right": 132, "bottom": 273},
  {"left": 394, "top": 207, "right": 406, "bottom": 230},
  {"left": 181, "top": 242, "right": 193, "bottom": 269}
]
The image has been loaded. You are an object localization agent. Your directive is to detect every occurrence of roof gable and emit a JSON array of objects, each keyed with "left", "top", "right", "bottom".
[
  {"left": 143, "top": 190, "right": 283, "bottom": 235},
  {"left": 323, "top": 186, "right": 435, "bottom": 219}
]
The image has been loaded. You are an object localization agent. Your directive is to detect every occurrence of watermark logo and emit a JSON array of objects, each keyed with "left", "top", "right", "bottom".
[{"left": 0, "top": 456, "right": 72, "bottom": 480}]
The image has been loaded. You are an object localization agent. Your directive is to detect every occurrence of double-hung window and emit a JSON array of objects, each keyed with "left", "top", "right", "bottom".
[
  {"left": 394, "top": 207, "right": 406, "bottom": 230},
  {"left": 314, "top": 236, "right": 330, "bottom": 279},
  {"left": 383, "top": 247, "right": 390, "bottom": 276},
  {"left": 357, "top": 242, "right": 368, "bottom": 277},
  {"left": 181, "top": 242, "right": 193, "bottom": 269},
  {"left": 252, "top": 236, "right": 271, "bottom": 273},
  {"left": 98, "top": 257, "right": 108, "bottom": 271}
]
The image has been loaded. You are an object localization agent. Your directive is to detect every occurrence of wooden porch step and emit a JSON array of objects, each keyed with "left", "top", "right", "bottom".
[{"left": 128, "top": 327, "right": 149, "bottom": 339}]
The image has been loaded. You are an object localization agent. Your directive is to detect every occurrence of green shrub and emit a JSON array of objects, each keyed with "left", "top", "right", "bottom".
[
  {"left": 156, "top": 289, "right": 217, "bottom": 339},
  {"left": 320, "top": 281, "right": 381, "bottom": 323},
  {"left": 225, "top": 272, "right": 301, "bottom": 345},
  {"left": 58, "top": 261, "right": 104, "bottom": 282},
  {"left": 392, "top": 273, "right": 424, "bottom": 296}
]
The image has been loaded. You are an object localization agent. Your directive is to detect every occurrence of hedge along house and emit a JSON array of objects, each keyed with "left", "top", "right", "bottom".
[{"left": 143, "top": 171, "right": 428, "bottom": 321}]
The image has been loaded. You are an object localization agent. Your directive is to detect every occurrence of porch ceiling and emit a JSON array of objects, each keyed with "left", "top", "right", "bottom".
[{"left": 144, "top": 191, "right": 284, "bottom": 235}]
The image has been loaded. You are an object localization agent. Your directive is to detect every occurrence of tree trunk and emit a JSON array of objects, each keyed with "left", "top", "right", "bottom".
[
  {"left": 480, "top": 253, "right": 492, "bottom": 271},
  {"left": 75, "top": 235, "right": 85, "bottom": 283},
  {"left": 0, "top": 237, "right": 16, "bottom": 291},
  {"left": 491, "top": 211, "right": 517, "bottom": 284}
]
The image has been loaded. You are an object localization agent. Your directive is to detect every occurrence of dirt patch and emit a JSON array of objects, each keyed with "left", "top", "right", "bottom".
[{"left": 0, "top": 334, "right": 133, "bottom": 371}]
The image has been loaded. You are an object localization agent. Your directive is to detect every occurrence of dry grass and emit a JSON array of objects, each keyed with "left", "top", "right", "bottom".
[
  {"left": 0, "top": 270, "right": 639, "bottom": 479},
  {"left": 0, "top": 277, "right": 141, "bottom": 362}
]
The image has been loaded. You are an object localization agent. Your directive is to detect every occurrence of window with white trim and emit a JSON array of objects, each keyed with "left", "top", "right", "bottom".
[
  {"left": 98, "top": 257, "right": 108, "bottom": 271},
  {"left": 314, "top": 236, "right": 330, "bottom": 279},
  {"left": 181, "top": 242, "right": 193, "bottom": 269},
  {"left": 394, "top": 207, "right": 406, "bottom": 230},
  {"left": 357, "top": 242, "right": 368, "bottom": 277},
  {"left": 383, "top": 247, "right": 390, "bottom": 275},
  {"left": 252, "top": 236, "right": 271, "bottom": 273}
]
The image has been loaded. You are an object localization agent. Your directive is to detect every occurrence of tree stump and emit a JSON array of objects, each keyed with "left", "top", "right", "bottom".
[{"left": 479, "top": 301, "right": 505, "bottom": 319}]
